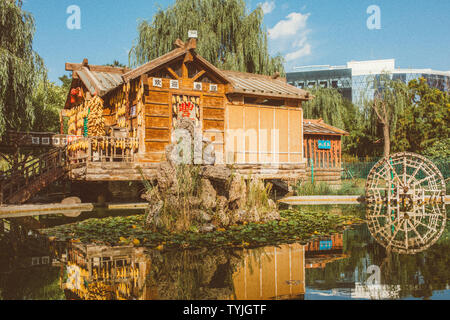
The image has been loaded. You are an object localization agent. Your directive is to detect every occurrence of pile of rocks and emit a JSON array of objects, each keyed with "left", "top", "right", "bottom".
[{"left": 141, "top": 119, "right": 280, "bottom": 232}]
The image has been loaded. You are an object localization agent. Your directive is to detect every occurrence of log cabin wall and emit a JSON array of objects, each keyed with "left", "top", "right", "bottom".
[
  {"left": 304, "top": 134, "right": 342, "bottom": 169},
  {"left": 139, "top": 59, "right": 227, "bottom": 163}
]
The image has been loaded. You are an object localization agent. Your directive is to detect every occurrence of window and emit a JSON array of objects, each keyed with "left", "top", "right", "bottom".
[
  {"left": 331, "top": 80, "right": 339, "bottom": 88},
  {"left": 319, "top": 81, "right": 328, "bottom": 88}
]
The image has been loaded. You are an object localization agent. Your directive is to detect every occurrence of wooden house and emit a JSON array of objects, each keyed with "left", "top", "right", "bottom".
[
  {"left": 63, "top": 37, "right": 313, "bottom": 182},
  {"left": 303, "top": 119, "right": 349, "bottom": 187}
]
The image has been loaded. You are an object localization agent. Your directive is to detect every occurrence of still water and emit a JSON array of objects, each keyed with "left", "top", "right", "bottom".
[{"left": 0, "top": 208, "right": 448, "bottom": 300}]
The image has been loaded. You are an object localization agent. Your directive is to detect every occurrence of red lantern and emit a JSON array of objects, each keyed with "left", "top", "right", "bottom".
[{"left": 70, "top": 88, "right": 79, "bottom": 96}]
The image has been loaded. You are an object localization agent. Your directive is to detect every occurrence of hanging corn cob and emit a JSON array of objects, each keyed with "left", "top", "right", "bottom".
[{"left": 87, "top": 96, "right": 106, "bottom": 137}]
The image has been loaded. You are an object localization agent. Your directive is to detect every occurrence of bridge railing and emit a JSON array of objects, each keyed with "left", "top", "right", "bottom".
[
  {"left": 67, "top": 136, "right": 139, "bottom": 165},
  {"left": 0, "top": 148, "right": 66, "bottom": 204},
  {"left": 0, "top": 130, "right": 83, "bottom": 148}
]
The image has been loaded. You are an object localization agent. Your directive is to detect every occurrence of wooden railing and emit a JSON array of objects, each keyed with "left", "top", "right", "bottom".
[
  {"left": 0, "top": 130, "right": 81, "bottom": 149},
  {"left": 67, "top": 136, "right": 139, "bottom": 165},
  {"left": 0, "top": 148, "right": 67, "bottom": 205}
]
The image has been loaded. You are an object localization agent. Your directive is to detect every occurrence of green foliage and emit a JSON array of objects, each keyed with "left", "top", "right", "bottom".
[
  {"left": 303, "top": 87, "right": 347, "bottom": 129},
  {"left": 129, "top": 0, "right": 285, "bottom": 76},
  {"left": 30, "top": 78, "right": 66, "bottom": 133},
  {"left": 41, "top": 209, "right": 363, "bottom": 249},
  {"left": 306, "top": 75, "right": 449, "bottom": 158},
  {"left": 362, "top": 74, "right": 410, "bottom": 138},
  {"left": 105, "top": 60, "right": 126, "bottom": 68},
  {"left": 0, "top": 0, "right": 46, "bottom": 135},
  {"left": 393, "top": 77, "right": 450, "bottom": 156},
  {"left": 295, "top": 180, "right": 365, "bottom": 196}
]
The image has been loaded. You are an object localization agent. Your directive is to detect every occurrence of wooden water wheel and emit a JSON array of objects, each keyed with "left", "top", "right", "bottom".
[{"left": 365, "top": 152, "right": 447, "bottom": 254}]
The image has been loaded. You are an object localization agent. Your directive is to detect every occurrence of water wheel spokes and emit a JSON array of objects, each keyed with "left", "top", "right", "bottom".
[{"left": 365, "top": 152, "right": 446, "bottom": 254}]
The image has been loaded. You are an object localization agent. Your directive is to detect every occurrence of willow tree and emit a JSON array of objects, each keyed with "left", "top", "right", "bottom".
[
  {"left": 129, "top": 0, "right": 285, "bottom": 76},
  {"left": 302, "top": 87, "right": 348, "bottom": 129},
  {"left": 362, "top": 73, "right": 409, "bottom": 158},
  {"left": 0, "top": 0, "right": 45, "bottom": 136}
]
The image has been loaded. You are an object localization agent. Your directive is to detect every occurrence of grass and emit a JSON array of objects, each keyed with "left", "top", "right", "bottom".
[
  {"left": 40, "top": 208, "right": 364, "bottom": 250},
  {"left": 295, "top": 179, "right": 365, "bottom": 196}
]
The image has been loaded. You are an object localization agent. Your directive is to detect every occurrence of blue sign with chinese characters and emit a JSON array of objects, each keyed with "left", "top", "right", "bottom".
[
  {"left": 318, "top": 140, "right": 331, "bottom": 150},
  {"left": 319, "top": 240, "right": 333, "bottom": 250}
]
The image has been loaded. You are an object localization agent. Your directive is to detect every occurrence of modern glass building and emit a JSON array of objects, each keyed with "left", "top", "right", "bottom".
[{"left": 287, "top": 59, "right": 450, "bottom": 106}]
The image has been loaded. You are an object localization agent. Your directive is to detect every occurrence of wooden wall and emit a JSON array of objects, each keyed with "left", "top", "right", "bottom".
[
  {"left": 303, "top": 134, "right": 343, "bottom": 187},
  {"left": 225, "top": 104, "right": 303, "bottom": 165},
  {"left": 141, "top": 77, "right": 227, "bottom": 163},
  {"left": 303, "top": 135, "right": 342, "bottom": 169}
]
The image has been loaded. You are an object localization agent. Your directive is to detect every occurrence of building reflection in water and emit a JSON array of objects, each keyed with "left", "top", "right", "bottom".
[
  {"left": 232, "top": 244, "right": 305, "bottom": 300},
  {"left": 60, "top": 233, "right": 350, "bottom": 301}
]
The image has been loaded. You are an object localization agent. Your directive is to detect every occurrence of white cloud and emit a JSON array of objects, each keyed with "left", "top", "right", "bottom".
[
  {"left": 259, "top": 1, "right": 275, "bottom": 15},
  {"left": 267, "top": 12, "right": 312, "bottom": 63},
  {"left": 285, "top": 43, "right": 311, "bottom": 61},
  {"left": 268, "top": 12, "right": 310, "bottom": 40}
]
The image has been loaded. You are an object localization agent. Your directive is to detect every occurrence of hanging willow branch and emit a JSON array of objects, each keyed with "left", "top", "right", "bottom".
[
  {"left": 0, "top": 0, "right": 46, "bottom": 136},
  {"left": 129, "top": 0, "right": 285, "bottom": 76}
]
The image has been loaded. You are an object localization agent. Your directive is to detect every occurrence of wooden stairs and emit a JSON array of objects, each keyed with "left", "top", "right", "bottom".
[{"left": 0, "top": 148, "right": 68, "bottom": 205}]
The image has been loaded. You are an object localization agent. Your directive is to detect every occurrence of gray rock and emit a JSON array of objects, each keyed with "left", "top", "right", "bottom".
[
  {"left": 200, "top": 178, "right": 217, "bottom": 210},
  {"left": 201, "top": 165, "right": 232, "bottom": 181},
  {"left": 200, "top": 223, "right": 216, "bottom": 233},
  {"left": 193, "top": 210, "right": 212, "bottom": 223},
  {"left": 228, "top": 174, "right": 247, "bottom": 209}
]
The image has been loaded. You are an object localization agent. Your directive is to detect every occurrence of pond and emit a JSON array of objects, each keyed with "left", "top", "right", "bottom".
[{"left": 0, "top": 206, "right": 448, "bottom": 300}]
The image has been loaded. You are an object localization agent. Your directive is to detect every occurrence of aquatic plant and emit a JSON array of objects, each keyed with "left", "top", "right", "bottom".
[{"left": 40, "top": 208, "right": 364, "bottom": 250}]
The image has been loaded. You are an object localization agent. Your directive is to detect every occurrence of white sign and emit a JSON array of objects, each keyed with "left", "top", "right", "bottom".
[
  {"left": 210, "top": 84, "right": 218, "bottom": 92},
  {"left": 153, "top": 78, "right": 163, "bottom": 88},
  {"left": 170, "top": 80, "right": 179, "bottom": 89},
  {"left": 188, "top": 30, "right": 198, "bottom": 39},
  {"left": 194, "top": 82, "right": 203, "bottom": 91}
]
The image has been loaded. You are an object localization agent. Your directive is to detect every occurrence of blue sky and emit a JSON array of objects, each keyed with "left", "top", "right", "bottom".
[{"left": 22, "top": 0, "right": 450, "bottom": 84}]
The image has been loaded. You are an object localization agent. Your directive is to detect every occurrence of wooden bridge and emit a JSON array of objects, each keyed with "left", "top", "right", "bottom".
[
  {"left": 0, "top": 148, "right": 67, "bottom": 205},
  {"left": 0, "top": 131, "right": 142, "bottom": 205}
]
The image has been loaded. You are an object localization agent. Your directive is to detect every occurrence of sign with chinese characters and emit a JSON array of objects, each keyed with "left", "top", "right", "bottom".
[
  {"left": 153, "top": 78, "right": 163, "bottom": 88},
  {"left": 319, "top": 240, "right": 333, "bottom": 250},
  {"left": 318, "top": 140, "right": 331, "bottom": 150},
  {"left": 193, "top": 82, "right": 202, "bottom": 91},
  {"left": 170, "top": 80, "right": 179, "bottom": 89},
  {"left": 131, "top": 105, "right": 137, "bottom": 117},
  {"left": 209, "top": 84, "right": 218, "bottom": 92},
  {"left": 172, "top": 95, "right": 200, "bottom": 127}
]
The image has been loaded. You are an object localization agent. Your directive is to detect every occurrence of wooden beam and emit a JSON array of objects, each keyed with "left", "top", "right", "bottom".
[
  {"left": 174, "top": 39, "right": 185, "bottom": 49},
  {"left": 166, "top": 67, "right": 179, "bottom": 80},
  {"left": 182, "top": 62, "right": 188, "bottom": 79},
  {"left": 192, "top": 70, "right": 206, "bottom": 81},
  {"left": 186, "top": 38, "right": 197, "bottom": 51},
  {"left": 184, "top": 51, "right": 194, "bottom": 63},
  {"left": 65, "top": 63, "right": 130, "bottom": 74}
]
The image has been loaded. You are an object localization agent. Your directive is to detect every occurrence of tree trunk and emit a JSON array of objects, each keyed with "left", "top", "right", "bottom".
[{"left": 382, "top": 122, "right": 390, "bottom": 158}]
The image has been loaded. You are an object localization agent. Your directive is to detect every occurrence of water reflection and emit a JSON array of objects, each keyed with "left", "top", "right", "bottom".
[
  {"left": 366, "top": 201, "right": 446, "bottom": 254},
  {"left": 1, "top": 213, "right": 449, "bottom": 300}
]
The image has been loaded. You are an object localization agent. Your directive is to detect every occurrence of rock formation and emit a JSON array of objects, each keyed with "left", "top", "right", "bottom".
[{"left": 141, "top": 118, "right": 280, "bottom": 232}]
